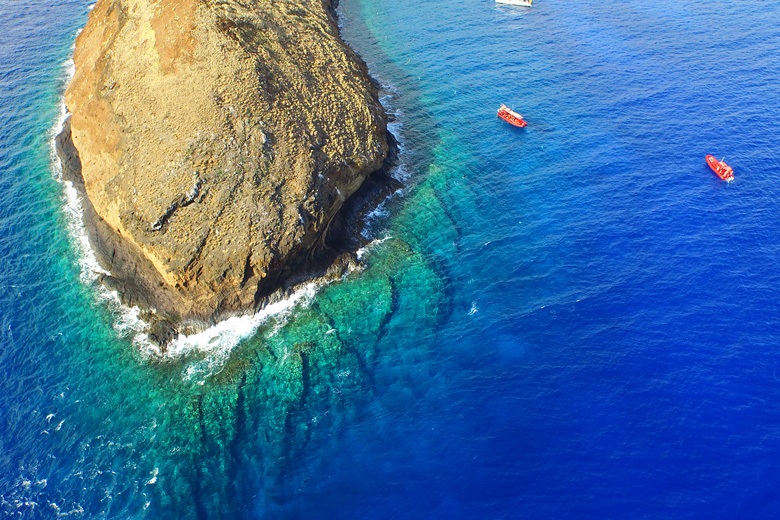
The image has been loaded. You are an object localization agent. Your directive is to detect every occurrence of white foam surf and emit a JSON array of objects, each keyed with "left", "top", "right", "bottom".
[
  {"left": 360, "top": 87, "right": 412, "bottom": 239},
  {"left": 356, "top": 235, "right": 393, "bottom": 261},
  {"left": 50, "top": 58, "right": 152, "bottom": 344},
  {"left": 164, "top": 282, "right": 321, "bottom": 381}
]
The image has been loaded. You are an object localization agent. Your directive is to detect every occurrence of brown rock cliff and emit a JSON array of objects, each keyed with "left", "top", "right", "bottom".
[{"left": 61, "top": 0, "right": 390, "bottom": 340}]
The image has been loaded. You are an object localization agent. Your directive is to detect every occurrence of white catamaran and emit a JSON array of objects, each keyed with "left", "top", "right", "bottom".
[{"left": 496, "top": 0, "right": 532, "bottom": 6}]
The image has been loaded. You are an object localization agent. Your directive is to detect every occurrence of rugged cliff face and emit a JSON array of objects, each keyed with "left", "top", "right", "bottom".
[{"left": 60, "top": 0, "right": 390, "bottom": 341}]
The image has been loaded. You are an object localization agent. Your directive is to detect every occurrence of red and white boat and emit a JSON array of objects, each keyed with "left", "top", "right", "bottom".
[
  {"left": 497, "top": 104, "right": 527, "bottom": 128},
  {"left": 705, "top": 155, "right": 734, "bottom": 182}
]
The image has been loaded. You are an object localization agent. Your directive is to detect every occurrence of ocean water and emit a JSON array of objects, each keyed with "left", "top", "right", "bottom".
[{"left": 2, "top": 0, "right": 780, "bottom": 518}]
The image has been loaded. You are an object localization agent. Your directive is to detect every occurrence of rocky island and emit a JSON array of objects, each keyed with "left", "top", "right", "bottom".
[{"left": 57, "top": 0, "right": 392, "bottom": 344}]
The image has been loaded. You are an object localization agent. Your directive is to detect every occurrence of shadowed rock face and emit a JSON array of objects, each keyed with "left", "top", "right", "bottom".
[{"left": 62, "top": 0, "right": 389, "bottom": 338}]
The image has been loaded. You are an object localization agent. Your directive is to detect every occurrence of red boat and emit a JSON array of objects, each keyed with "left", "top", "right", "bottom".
[
  {"left": 705, "top": 155, "right": 734, "bottom": 182},
  {"left": 498, "top": 104, "right": 527, "bottom": 128}
]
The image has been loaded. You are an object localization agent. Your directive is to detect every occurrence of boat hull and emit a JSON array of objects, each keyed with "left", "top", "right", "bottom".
[
  {"left": 705, "top": 154, "right": 734, "bottom": 182},
  {"left": 498, "top": 105, "right": 527, "bottom": 128},
  {"left": 496, "top": 0, "right": 532, "bottom": 6}
]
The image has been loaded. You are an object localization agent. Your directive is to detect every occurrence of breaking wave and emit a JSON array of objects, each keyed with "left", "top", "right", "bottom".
[{"left": 162, "top": 282, "right": 321, "bottom": 381}]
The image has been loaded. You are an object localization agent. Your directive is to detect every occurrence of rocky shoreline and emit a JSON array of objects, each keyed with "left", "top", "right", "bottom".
[{"left": 57, "top": 0, "right": 400, "bottom": 346}]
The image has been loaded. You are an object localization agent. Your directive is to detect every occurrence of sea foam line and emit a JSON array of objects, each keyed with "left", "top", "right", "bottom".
[
  {"left": 360, "top": 88, "right": 410, "bottom": 239},
  {"left": 50, "top": 58, "right": 151, "bottom": 341},
  {"left": 174, "top": 282, "right": 322, "bottom": 381}
]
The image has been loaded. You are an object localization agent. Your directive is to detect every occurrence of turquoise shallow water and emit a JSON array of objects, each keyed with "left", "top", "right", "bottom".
[{"left": 3, "top": 0, "right": 780, "bottom": 517}]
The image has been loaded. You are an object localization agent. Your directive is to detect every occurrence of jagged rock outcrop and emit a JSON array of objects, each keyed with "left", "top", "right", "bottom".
[{"left": 60, "top": 0, "right": 390, "bottom": 339}]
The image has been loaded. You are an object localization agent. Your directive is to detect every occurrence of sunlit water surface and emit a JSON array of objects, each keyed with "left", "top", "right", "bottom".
[{"left": 2, "top": 0, "right": 780, "bottom": 517}]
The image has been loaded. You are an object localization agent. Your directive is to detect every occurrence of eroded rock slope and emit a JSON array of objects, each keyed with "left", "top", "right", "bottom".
[{"left": 60, "top": 0, "right": 389, "bottom": 339}]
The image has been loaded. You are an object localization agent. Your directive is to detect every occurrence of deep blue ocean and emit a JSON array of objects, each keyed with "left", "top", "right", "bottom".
[{"left": 3, "top": 0, "right": 780, "bottom": 518}]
